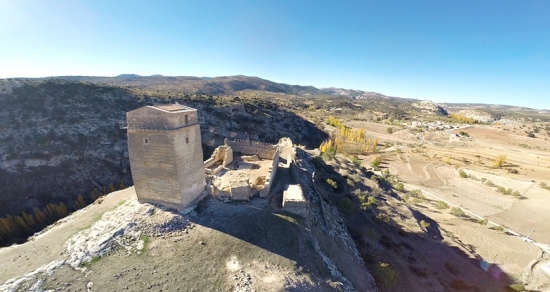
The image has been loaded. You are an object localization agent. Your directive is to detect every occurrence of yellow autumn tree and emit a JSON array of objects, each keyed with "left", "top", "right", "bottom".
[{"left": 493, "top": 154, "right": 507, "bottom": 168}]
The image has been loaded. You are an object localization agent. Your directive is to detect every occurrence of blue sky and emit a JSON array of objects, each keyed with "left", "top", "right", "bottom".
[{"left": 1, "top": 1, "right": 549, "bottom": 109}]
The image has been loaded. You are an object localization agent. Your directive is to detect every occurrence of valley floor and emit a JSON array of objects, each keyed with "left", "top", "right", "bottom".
[{"left": 350, "top": 121, "right": 550, "bottom": 291}]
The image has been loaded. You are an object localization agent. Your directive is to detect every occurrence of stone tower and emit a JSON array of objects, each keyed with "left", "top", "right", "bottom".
[{"left": 126, "top": 104, "right": 206, "bottom": 210}]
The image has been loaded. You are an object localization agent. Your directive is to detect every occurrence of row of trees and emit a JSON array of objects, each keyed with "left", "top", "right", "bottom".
[
  {"left": 448, "top": 114, "right": 478, "bottom": 124},
  {"left": 321, "top": 116, "right": 379, "bottom": 155},
  {"left": 0, "top": 182, "right": 125, "bottom": 247}
]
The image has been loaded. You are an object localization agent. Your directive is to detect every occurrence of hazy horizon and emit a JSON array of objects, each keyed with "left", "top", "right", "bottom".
[{"left": 1, "top": 1, "right": 549, "bottom": 110}]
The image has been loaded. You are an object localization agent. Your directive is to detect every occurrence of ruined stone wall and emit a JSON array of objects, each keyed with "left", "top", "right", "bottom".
[
  {"left": 228, "top": 139, "right": 277, "bottom": 160},
  {"left": 283, "top": 201, "right": 308, "bottom": 217},
  {"left": 204, "top": 146, "right": 233, "bottom": 175},
  {"left": 259, "top": 148, "right": 280, "bottom": 198},
  {"left": 230, "top": 181, "right": 250, "bottom": 201}
]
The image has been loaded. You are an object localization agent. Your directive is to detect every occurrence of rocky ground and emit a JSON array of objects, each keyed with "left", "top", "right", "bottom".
[{"left": 0, "top": 183, "right": 376, "bottom": 292}]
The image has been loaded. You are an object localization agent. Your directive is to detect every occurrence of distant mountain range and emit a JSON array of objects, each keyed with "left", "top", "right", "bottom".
[{"left": 3, "top": 75, "right": 549, "bottom": 114}]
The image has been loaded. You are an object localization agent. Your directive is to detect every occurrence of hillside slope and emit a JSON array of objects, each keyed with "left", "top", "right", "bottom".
[
  {"left": 0, "top": 187, "right": 376, "bottom": 291},
  {"left": 0, "top": 79, "right": 328, "bottom": 223}
]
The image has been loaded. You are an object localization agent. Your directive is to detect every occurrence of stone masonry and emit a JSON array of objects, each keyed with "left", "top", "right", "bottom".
[
  {"left": 282, "top": 184, "right": 308, "bottom": 217},
  {"left": 127, "top": 104, "right": 206, "bottom": 210}
]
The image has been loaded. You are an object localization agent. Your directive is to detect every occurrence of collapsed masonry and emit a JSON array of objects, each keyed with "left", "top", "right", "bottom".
[
  {"left": 127, "top": 104, "right": 306, "bottom": 216},
  {"left": 206, "top": 139, "right": 280, "bottom": 200}
]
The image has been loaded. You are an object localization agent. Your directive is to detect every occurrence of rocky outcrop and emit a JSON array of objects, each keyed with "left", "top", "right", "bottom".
[
  {"left": 456, "top": 109, "right": 494, "bottom": 123},
  {"left": 412, "top": 100, "right": 448, "bottom": 115}
]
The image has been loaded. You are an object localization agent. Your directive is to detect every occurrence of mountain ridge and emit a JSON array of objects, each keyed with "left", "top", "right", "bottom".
[{"left": 3, "top": 75, "right": 547, "bottom": 112}]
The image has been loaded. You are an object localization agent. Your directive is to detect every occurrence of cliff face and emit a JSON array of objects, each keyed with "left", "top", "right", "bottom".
[
  {"left": 0, "top": 80, "right": 141, "bottom": 217},
  {"left": 0, "top": 80, "right": 328, "bottom": 218},
  {"left": 411, "top": 100, "right": 448, "bottom": 116}
]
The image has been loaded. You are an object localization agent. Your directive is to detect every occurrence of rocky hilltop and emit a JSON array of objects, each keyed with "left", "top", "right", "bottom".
[
  {"left": 0, "top": 79, "right": 328, "bottom": 221},
  {"left": 0, "top": 143, "right": 377, "bottom": 291}
]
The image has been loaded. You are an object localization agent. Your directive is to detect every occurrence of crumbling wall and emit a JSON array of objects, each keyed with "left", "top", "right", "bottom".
[
  {"left": 260, "top": 148, "right": 279, "bottom": 198},
  {"left": 230, "top": 180, "right": 250, "bottom": 201},
  {"left": 204, "top": 145, "right": 233, "bottom": 175},
  {"left": 228, "top": 139, "right": 277, "bottom": 160}
]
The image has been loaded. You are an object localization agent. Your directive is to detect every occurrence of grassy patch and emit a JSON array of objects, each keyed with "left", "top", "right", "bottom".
[
  {"left": 75, "top": 213, "right": 103, "bottom": 233},
  {"left": 274, "top": 213, "right": 300, "bottom": 225},
  {"left": 370, "top": 261, "right": 400, "bottom": 289},
  {"left": 80, "top": 255, "right": 102, "bottom": 268},
  {"left": 509, "top": 283, "right": 525, "bottom": 291},
  {"left": 115, "top": 199, "right": 128, "bottom": 207},
  {"left": 139, "top": 234, "right": 150, "bottom": 254}
]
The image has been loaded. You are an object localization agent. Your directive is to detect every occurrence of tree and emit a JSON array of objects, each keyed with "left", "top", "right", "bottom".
[
  {"left": 108, "top": 183, "right": 116, "bottom": 193},
  {"left": 386, "top": 127, "right": 394, "bottom": 134},
  {"left": 492, "top": 154, "right": 507, "bottom": 168},
  {"left": 75, "top": 195, "right": 86, "bottom": 209}
]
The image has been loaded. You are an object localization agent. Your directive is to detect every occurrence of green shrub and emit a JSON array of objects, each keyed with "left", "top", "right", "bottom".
[
  {"left": 409, "top": 189, "right": 422, "bottom": 198},
  {"left": 420, "top": 220, "right": 430, "bottom": 230},
  {"left": 459, "top": 170, "right": 468, "bottom": 178},
  {"left": 371, "top": 156, "right": 382, "bottom": 167},
  {"left": 477, "top": 218, "right": 488, "bottom": 226},
  {"left": 437, "top": 201, "right": 449, "bottom": 210},
  {"left": 337, "top": 198, "right": 354, "bottom": 214},
  {"left": 509, "top": 283, "right": 525, "bottom": 291},
  {"left": 352, "top": 156, "right": 361, "bottom": 167},
  {"left": 394, "top": 182, "right": 404, "bottom": 191},
  {"left": 326, "top": 179, "right": 338, "bottom": 189},
  {"left": 494, "top": 225, "right": 507, "bottom": 232},
  {"left": 361, "top": 196, "right": 377, "bottom": 210},
  {"left": 371, "top": 262, "right": 400, "bottom": 289},
  {"left": 450, "top": 207, "right": 465, "bottom": 217}
]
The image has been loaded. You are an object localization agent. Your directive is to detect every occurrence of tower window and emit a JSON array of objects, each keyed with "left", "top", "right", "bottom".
[
  {"left": 144, "top": 138, "right": 149, "bottom": 144},
  {"left": 185, "top": 115, "right": 188, "bottom": 124},
  {"left": 186, "top": 137, "right": 189, "bottom": 143}
]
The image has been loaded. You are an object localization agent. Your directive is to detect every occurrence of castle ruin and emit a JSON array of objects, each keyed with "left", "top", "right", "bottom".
[
  {"left": 206, "top": 139, "right": 280, "bottom": 200},
  {"left": 126, "top": 104, "right": 306, "bottom": 216},
  {"left": 127, "top": 104, "right": 206, "bottom": 210}
]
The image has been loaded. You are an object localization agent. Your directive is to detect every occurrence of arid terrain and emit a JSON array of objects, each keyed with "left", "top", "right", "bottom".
[
  {"left": 336, "top": 119, "right": 550, "bottom": 291},
  {"left": 2, "top": 75, "right": 550, "bottom": 291}
]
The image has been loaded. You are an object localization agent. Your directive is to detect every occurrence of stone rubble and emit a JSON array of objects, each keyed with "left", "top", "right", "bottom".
[
  {"left": 0, "top": 197, "right": 191, "bottom": 292},
  {"left": 233, "top": 270, "right": 256, "bottom": 292}
]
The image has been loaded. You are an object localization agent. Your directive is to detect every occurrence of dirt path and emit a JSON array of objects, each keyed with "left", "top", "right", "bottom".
[{"left": 0, "top": 187, "right": 134, "bottom": 283}]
